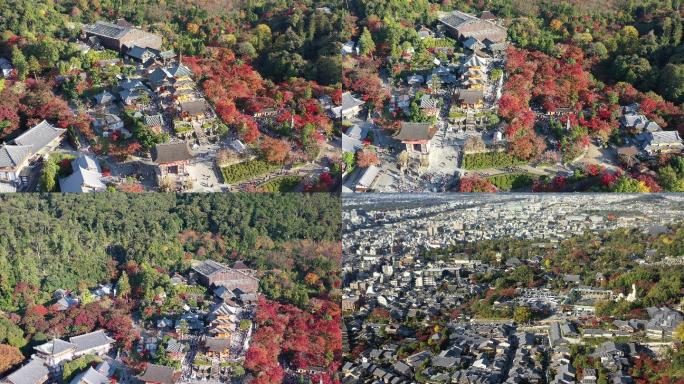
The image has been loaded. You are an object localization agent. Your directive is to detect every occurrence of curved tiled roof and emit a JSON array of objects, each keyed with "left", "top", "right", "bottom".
[
  {"left": 0, "top": 144, "right": 32, "bottom": 168},
  {"left": 34, "top": 338, "right": 77, "bottom": 355},
  {"left": 151, "top": 142, "right": 194, "bottom": 164},
  {"left": 69, "top": 330, "right": 115, "bottom": 354},
  {"left": 394, "top": 122, "right": 437, "bottom": 141},
  {"left": 13, "top": 120, "right": 66, "bottom": 153},
  {"left": 6, "top": 358, "right": 49, "bottom": 384}
]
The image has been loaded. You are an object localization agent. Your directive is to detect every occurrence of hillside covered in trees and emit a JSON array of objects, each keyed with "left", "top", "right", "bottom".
[{"left": 0, "top": 193, "right": 341, "bottom": 382}]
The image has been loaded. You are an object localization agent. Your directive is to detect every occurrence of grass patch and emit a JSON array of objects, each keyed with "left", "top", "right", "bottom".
[
  {"left": 462, "top": 152, "right": 527, "bottom": 170},
  {"left": 174, "top": 122, "right": 194, "bottom": 136},
  {"left": 487, "top": 173, "right": 536, "bottom": 191},
  {"left": 220, "top": 159, "right": 279, "bottom": 184},
  {"left": 258, "top": 176, "right": 303, "bottom": 192}
]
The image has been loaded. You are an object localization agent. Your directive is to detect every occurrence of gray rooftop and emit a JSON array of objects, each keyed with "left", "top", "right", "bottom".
[
  {"left": 0, "top": 144, "right": 32, "bottom": 169},
  {"left": 342, "top": 133, "right": 364, "bottom": 153},
  {"left": 342, "top": 92, "right": 365, "bottom": 111},
  {"left": 6, "top": 358, "right": 49, "bottom": 384},
  {"left": 193, "top": 259, "right": 229, "bottom": 277},
  {"left": 69, "top": 366, "right": 109, "bottom": 384},
  {"left": 59, "top": 166, "right": 105, "bottom": 193},
  {"left": 166, "top": 338, "right": 184, "bottom": 354},
  {"left": 72, "top": 154, "right": 100, "bottom": 172},
  {"left": 347, "top": 124, "right": 370, "bottom": 141},
  {"left": 357, "top": 165, "right": 380, "bottom": 189},
  {"left": 167, "top": 63, "right": 193, "bottom": 78},
  {"left": 455, "top": 88, "right": 485, "bottom": 104},
  {"left": 59, "top": 155, "right": 104, "bottom": 193},
  {"left": 439, "top": 10, "right": 477, "bottom": 29},
  {"left": 647, "top": 131, "right": 683, "bottom": 145},
  {"left": 137, "top": 363, "right": 177, "bottom": 384},
  {"left": 179, "top": 100, "right": 208, "bottom": 116},
  {"left": 151, "top": 142, "right": 194, "bottom": 164},
  {"left": 83, "top": 21, "right": 129, "bottom": 39},
  {"left": 13, "top": 120, "right": 66, "bottom": 153},
  {"left": 34, "top": 338, "right": 77, "bottom": 355},
  {"left": 69, "top": 330, "right": 115, "bottom": 354},
  {"left": 127, "top": 46, "right": 156, "bottom": 61},
  {"left": 394, "top": 122, "right": 437, "bottom": 141},
  {"left": 92, "top": 90, "right": 115, "bottom": 105}
]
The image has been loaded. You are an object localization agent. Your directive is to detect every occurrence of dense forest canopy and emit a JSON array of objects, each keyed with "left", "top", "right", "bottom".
[
  {"left": 0, "top": 0, "right": 345, "bottom": 85},
  {"left": 0, "top": 193, "right": 340, "bottom": 312}
]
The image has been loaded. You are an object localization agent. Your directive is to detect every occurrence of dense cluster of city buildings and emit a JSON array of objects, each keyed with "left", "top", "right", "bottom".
[{"left": 342, "top": 194, "right": 684, "bottom": 383}]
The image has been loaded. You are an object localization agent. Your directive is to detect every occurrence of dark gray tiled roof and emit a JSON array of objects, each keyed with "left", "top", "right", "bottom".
[
  {"left": 0, "top": 144, "right": 32, "bottom": 168},
  {"left": 83, "top": 21, "right": 129, "bottom": 39},
  {"left": 59, "top": 166, "right": 105, "bottom": 193},
  {"left": 342, "top": 92, "right": 365, "bottom": 111},
  {"left": 193, "top": 259, "right": 228, "bottom": 277},
  {"left": 166, "top": 338, "right": 184, "bottom": 354},
  {"left": 92, "top": 90, "right": 116, "bottom": 105},
  {"left": 151, "top": 142, "right": 194, "bottom": 164},
  {"left": 342, "top": 133, "right": 363, "bottom": 153},
  {"left": 68, "top": 330, "right": 115, "bottom": 354},
  {"left": 6, "top": 358, "right": 49, "bottom": 384},
  {"left": 167, "top": 63, "right": 193, "bottom": 78},
  {"left": 34, "top": 338, "right": 77, "bottom": 355},
  {"left": 126, "top": 46, "right": 157, "bottom": 61},
  {"left": 204, "top": 337, "right": 231, "bottom": 353},
  {"left": 357, "top": 165, "right": 379, "bottom": 189},
  {"left": 180, "top": 100, "right": 208, "bottom": 116},
  {"left": 13, "top": 120, "right": 66, "bottom": 153},
  {"left": 439, "top": 10, "right": 477, "bottom": 29},
  {"left": 70, "top": 366, "right": 109, "bottom": 384},
  {"left": 455, "top": 88, "right": 484, "bottom": 104},
  {"left": 137, "top": 363, "right": 177, "bottom": 384},
  {"left": 394, "top": 122, "right": 437, "bottom": 141}
]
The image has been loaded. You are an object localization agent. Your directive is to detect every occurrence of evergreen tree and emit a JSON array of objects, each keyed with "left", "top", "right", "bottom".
[
  {"left": 358, "top": 27, "right": 375, "bottom": 56},
  {"left": 116, "top": 273, "right": 131, "bottom": 299},
  {"left": 11, "top": 48, "right": 27, "bottom": 80}
]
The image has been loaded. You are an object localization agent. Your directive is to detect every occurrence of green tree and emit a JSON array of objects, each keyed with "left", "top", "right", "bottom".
[
  {"left": 674, "top": 321, "right": 684, "bottom": 342},
  {"left": 27, "top": 56, "right": 41, "bottom": 79},
  {"left": 659, "top": 63, "right": 684, "bottom": 103},
  {"left": 233, "top": 365, "right": 245, "bottom": 376},
  {"left": 116, "top": 272, "right": 131, "bottom": 299},
  {"left": 658, "top": 166, "right": 684, "bottom": 192},
  {"left": 612, "top": 176, "right": 648, "bottom": 192},
  {"left": 239, "top": 319, "right": 251, "bottom": 331},
  {"left": 513, "top": 306, "right": 532, "bottom": 324},
  {"left": 178, "top": 319, "right": 189, "bottom": 339},
  {"left": 342, "top": 151, "right": 355, "bottom": 170},
  {"left": 253, "top": 24, "right": 272, "bottom": 51},
  {"left": 0, "top": 316, "right": 26, "bottom": 348},
  {"left": 40, "top": 157, "right": 59, "bottom": 192},
  {"left": 614, "top": 55, "right": 653, "bottom": 87},
  {"left": 314, "top": 56, "right": 342, "bottom": 86},
  {"left": 11, "top": 47, "right": 27, "bottom": 80},
  {"left": 358, "top": 27, "right": 376, "bottom": 56}
]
